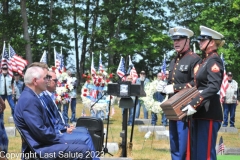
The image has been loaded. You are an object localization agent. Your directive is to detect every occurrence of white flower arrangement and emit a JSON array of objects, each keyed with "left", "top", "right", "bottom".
[
  {"left": 140, "top": 79, "right": 168, "bottom": 114},
  {"left": 52, "top": 68, "right": 74, "bottom": 105}
]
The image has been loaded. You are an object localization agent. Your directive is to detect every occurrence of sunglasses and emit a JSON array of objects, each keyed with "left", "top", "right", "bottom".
[
  {"left": 1, "top": 68, "right": 8, "bottom": 70},
  {"left": 51, "top": 79, "right": 58, "bottom": 83}
]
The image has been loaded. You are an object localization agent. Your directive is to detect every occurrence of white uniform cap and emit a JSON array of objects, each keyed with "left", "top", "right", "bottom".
[
  {"left": 169, "top": 27, "right": 194, "bottom": 40},
  {"left": 198, "top": 25, "right": 224, "bottom": 40}
]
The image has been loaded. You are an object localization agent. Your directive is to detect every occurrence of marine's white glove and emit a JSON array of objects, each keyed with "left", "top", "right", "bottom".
[
  {"left": 163, "top": 84, "right": 174, "bottom": 94},
  {"left": 181, "top": 104, "right": 197, "bottom": 116}
]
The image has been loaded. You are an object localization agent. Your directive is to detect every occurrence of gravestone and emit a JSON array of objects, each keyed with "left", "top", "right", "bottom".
[
  {"left": 223, "top": 147, "right": 240, "bottom": 155},
  {"left": 134, "top": 119, "right": 151, "bottom": 125},
  {"left": 219, "top": 127, "right": 238, "bottom": 133},
  {"left": 138, "top": 126, "right": 166, "bottom": 132},
  {"left": 155, "top": 130, "right": 169, "bottom": 140},
  {"left": 8, "top": 116, "right": 14, "bottom": 123},
  {"left": 5, "top": 127, "right": 16, "bottom": 137},
  {"left": 103, "top": 142, "right": 119, "bottom": 154}
]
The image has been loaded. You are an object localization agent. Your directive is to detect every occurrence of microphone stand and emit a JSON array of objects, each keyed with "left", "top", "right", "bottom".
[{"left": 103, "top": 95, "right": 113, "bottom": 156}]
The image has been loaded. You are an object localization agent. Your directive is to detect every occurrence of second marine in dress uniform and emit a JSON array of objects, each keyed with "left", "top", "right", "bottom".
[
  {"left": 181, "top": 25, "right": 224, "bottom": 160},
  {"left": 163, "top": 27, "right": 202, "bottom": 160}
]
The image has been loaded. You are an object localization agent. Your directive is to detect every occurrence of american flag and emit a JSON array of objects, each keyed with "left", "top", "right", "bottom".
[
  {"left": 129, "top": 55, "right": 138, "bottom": 84},
  {"left": 161, "top": 54, "right": 166, "bottom": 74},
  {"left": 117, "top": 56, "right": 126, "bottom": 81},
  {"left": 54, "top": 48, "right": 64, "bottom": 71},
  {"left": 99, "top": 52, "right": 104, "bottom": 72},
  {"left": 91, "top": 53, "right": 96, "bottom": 76},
  {"left": 220, "top": 53, "right": 229, "bottom": 103},
  {"left": 218, "top": 136, "right": 224, "bottom": 154},
  {"left": 0, "top": 42, "right": 13, "bottom": 77},
  {"left": 40, "top": 50, "right": 47, "bottom": 64},
  {"left": 1, "top": 43, "right": 28, "bottom": 77},
  {"left": 10, "top": 45, "right": 28, "bottom": 76}
]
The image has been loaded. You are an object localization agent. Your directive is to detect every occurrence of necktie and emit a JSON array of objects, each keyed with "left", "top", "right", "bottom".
[
  {"left": 43, "top": 94, "right": 65, "bottom": 124},
  {"left": 39, "top": 96, "right": 56, "bottom": 125}
]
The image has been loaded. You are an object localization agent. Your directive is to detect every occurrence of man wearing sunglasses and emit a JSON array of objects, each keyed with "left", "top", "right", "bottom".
[
  {"left": 222, "top": 72, "right": 239, "bottom": 127},
  {"left": 40, "top": 70, "right": 97, "bottom": 158}
]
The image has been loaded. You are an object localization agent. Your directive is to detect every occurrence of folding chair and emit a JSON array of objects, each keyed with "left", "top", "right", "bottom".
[
  {"left": 15, "top": 126, "right": 41, "bottom": 160},
  {"left": 76, "top": 117, "right": 104, "bottom": 153}
]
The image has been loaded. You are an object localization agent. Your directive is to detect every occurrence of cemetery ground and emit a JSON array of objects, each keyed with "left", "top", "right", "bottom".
[{"left": 4, "top": 98, "right": 240, "bottom": 160}]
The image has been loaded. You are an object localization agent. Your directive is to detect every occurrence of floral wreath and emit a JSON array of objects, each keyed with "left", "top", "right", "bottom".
[
  {"left": 51, "top": 67, "right": 75, "bottom": 104},
  {"left": 81, "top": 71, "right": 115, "bottom": 111},
  {"left": 140, "top": 80, "right": 168, "bottom": 114}
]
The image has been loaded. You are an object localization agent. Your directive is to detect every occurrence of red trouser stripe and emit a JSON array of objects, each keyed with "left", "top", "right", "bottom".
[{"left": 207, "top": 120, "right": 213, "bottom": 160}]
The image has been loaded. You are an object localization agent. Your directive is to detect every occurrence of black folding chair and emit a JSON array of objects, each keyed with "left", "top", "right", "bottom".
[
  {"left": 76, "top": 117, "right": 104, "bottom": 153},
  {"left": 15, "top": 126, "right": 41, "bottom": 160}
]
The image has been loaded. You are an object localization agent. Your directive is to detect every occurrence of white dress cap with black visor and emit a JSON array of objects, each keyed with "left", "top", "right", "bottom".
[
  {"left": 169, "top": 27, "right": 194, "bottom": 40},
  {"left": 198, "top": 25, "right": 224, "bottom": 40}
]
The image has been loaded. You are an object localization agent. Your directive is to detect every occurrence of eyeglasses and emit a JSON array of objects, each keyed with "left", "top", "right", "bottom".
[
  {"left": 1, "top": 68, "right": 7, "bottom": 70},
  {"left": 51, "top": 79, "right": 58, "bottom": 83}
]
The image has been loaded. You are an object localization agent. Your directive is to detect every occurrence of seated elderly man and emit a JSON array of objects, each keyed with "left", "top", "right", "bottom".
[
  {"left": 14, "top": 66, "right": 97, "bottom": 159},
  {"left": 39, "top": 70, "right": 97, "bottom": 154}
]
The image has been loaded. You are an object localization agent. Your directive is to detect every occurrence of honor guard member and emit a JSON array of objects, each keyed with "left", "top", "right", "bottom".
[
  {"left": 163, "top": 27, "right": 202, "bottom": 160},
  {"left": 181, "top": 26, "right": 225, "bottom": 160}
]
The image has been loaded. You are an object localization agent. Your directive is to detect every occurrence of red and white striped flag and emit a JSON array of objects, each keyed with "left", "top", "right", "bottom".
[
  {"left": 117, "top": 56, "right": 126, "bottom": 81},
  {"left": 220, "top": 54, "right": 229, "bottom": 103},
  {"left": 1, "top": 44, "right": 28, "bottom": 77},
  {"left": 220, "top": 53, "right": 229, "bottom": 103},
  {"left": 217, "top": 136, "right": 224, "bottom": 154},
  {"left": 129, "top": 55, "right": 138, "bottom": 84},
  {"left": 99, "top": 52, "right": 104, "bottom": 72},
  {"left": 91, "top": 53, "right": 96, "bottom": 76}
]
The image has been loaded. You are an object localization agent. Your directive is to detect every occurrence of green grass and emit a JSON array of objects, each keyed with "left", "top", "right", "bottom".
[
  {"left": 4, "top": 98, "right": 240, "bottom": 160},
  {"left": 217, "top": 155, "right": 240, "bottom": 160}
]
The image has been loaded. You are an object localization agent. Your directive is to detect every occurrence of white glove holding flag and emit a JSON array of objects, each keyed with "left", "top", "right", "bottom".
[
  {"left": 163, "top": 84, "right": 174, "bottom": 94},
  {"left": 181, "top": 104, "right": 197, "bottom": 116}
]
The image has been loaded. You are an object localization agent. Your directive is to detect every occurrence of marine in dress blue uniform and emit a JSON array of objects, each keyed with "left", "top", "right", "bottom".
[
  {"left": 163, "top": 27, "right": 202, "bottom": 160},
  {"left": 181, "top": 26, "right": 225, "bottom": 160}
]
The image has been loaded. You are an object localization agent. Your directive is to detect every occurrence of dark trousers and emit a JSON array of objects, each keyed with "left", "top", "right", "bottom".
[{"left": 223, "top": 103, "right": 237, "bottom": 127}]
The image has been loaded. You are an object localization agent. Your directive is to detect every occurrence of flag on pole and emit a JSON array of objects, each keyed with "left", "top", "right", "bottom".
[
  {"left": 40, "top": 50, "right": 47, "bottom": 63},
  {"left": 217, "top": 136, "right": 224, "bottom": 154},
  {"left": 220, "top": 53, "right": 229, "bottom": 103},
  {"left": 128, "top": 55, "right": 138, "bottom": 83},
  {"left": 54, "top": 48, "right": 64, "bottom": 72},
  {"left": 117, "top": 56, "right": 126, "bottom": 81},
  {"left": 1, "top": 43, "right": 28, "bottom": 77},
  {"left": 99, "top": 52, "right": 104, "bottom": 72},
  {"left": 91, "top": 53, "right": 96, "bottom": 76},
  {"left": 9, "top": 45, "right": 28, "bottom": 76},
  {"left": 161, "top": 54, "right": 167, "bottom": 75},
  {"left": 0, "top": 42, "right": 13, "bottom": 76},
  {"left": 161, "top": 54, "right": 167, "bottom": 79}
]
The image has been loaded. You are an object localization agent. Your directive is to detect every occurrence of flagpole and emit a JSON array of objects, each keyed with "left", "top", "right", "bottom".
[
  {"left": 1, "top": 41, "right": 5, "bottom": 68},
  {"left": 54, "top": 47, "right": 56, "bottom": 67}
]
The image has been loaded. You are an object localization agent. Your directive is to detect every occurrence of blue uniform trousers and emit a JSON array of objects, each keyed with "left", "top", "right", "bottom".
[
  {"left": 169, "top": 120, "right": 188, "bottom": 160},
  {"left": 191, "top": 119, "right": 221, "bottom": 160}
]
